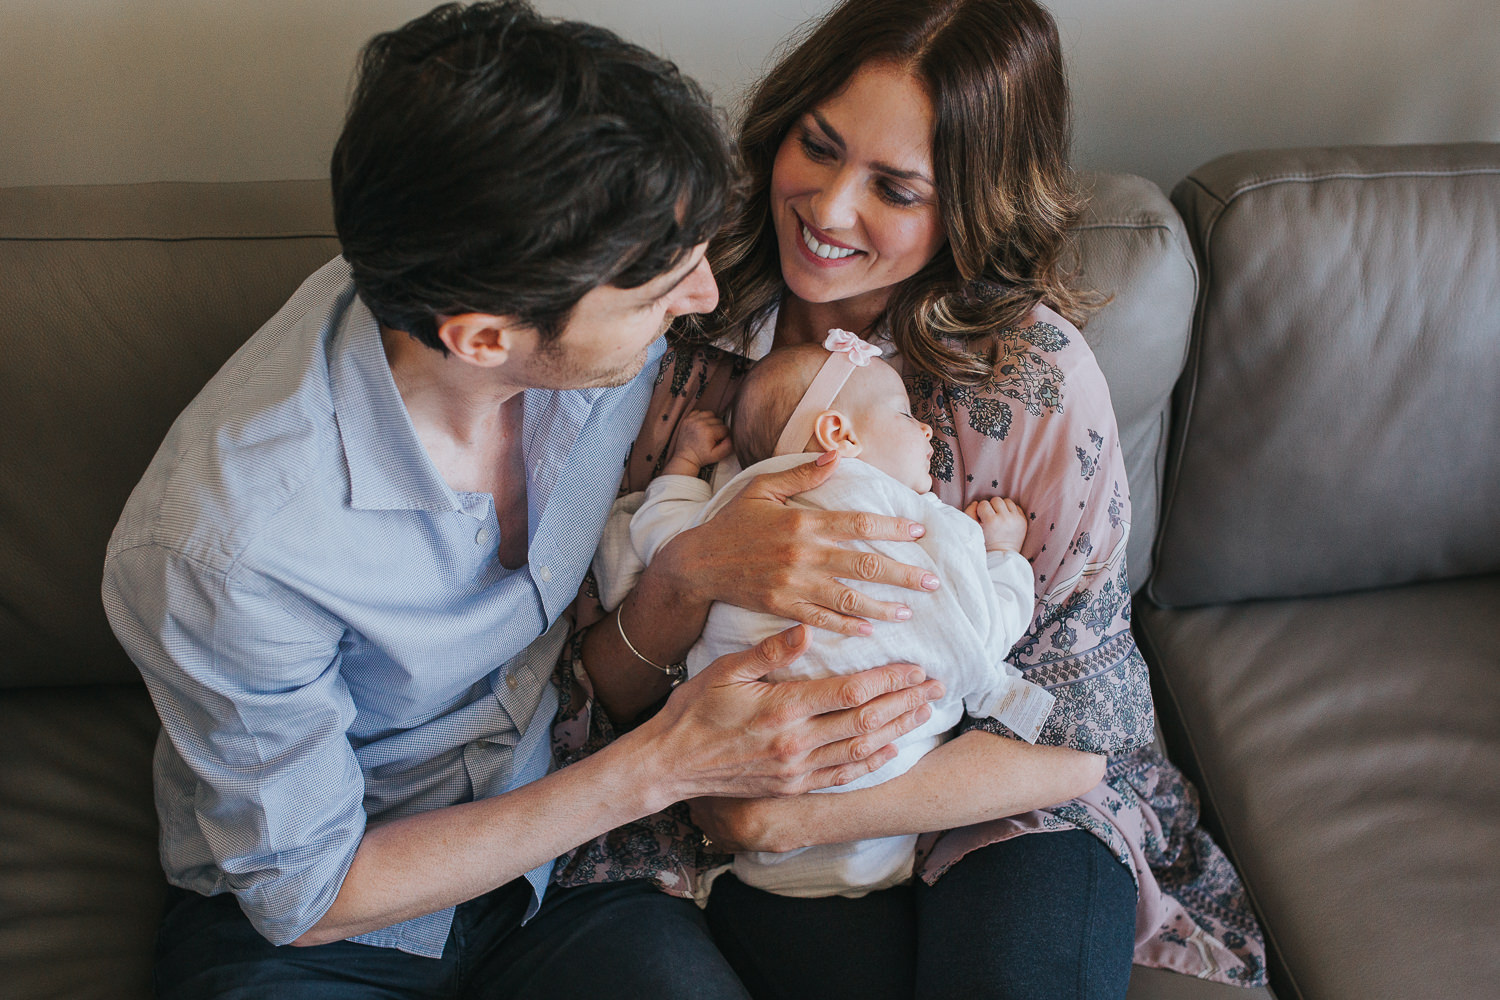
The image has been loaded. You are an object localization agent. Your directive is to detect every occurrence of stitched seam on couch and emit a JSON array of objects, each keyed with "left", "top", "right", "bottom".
[
  {"left": 1214, "top": 165, "right": 1500, "bottom": 204},
  {"left": 1074, "top": 220, "right": 1176, "bottom": 231}
]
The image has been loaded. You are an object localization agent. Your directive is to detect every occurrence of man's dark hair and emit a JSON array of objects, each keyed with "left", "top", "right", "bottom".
[{"left": 331, "top": 1, "right": 733, "bottom": 350}]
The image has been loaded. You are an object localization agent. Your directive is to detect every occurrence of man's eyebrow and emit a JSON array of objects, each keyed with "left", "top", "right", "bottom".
[
  {"left": 809, "top": 110, "right": 935, "bottom": 187},
  {"left": 645, "top": 246, "right": 706, "bottom": 300}
]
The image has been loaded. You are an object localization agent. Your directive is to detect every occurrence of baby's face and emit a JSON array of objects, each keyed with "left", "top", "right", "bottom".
[{"left": 836, "top": 360, "right": 934, "bottom": 492}]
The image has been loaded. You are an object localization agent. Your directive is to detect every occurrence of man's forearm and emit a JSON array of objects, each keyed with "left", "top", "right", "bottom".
[
  {"left": 294, "top": 726, "right": 670, "bottom": 946},
  {"left": 296, "top": 625, "right": 944, "bottom": 946}
]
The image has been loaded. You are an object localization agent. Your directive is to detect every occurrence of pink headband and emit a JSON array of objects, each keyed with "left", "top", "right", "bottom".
[{"left": 772, "top": 329, "right": 883, "bottom": 457}]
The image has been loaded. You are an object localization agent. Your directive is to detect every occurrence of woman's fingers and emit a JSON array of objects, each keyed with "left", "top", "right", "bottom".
[
  {"left": 740, "top": 450, "right": 842, "bottom": 503},
  {"left": 673, "top": 455, "right": 937, "bottom": 633},
  {"left": 745, "top": 459, "right": 930, "bottom": 546}
]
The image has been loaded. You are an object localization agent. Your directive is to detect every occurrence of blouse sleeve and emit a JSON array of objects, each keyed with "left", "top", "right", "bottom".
[{"left": 906, "top": 308, "right": 1155, "bottom": 755}]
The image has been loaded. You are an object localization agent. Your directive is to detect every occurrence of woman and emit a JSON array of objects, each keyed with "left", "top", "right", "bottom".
[{"left": 553, "top": 0, "right": 1266, "bottom": 995}]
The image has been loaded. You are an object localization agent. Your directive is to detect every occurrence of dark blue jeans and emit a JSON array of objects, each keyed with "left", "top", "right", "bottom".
[
  {"left": 705, "top": 829, "right": 1137, "bottom": 1000},
  {"left": 155, "top": 877, "right": 750, "bottom": 999}
]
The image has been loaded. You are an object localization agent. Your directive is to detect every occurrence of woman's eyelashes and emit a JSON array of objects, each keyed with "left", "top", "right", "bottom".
[
  {"left": 877, "top": 181, "right": 921, "bottom": 208},
  {"left": 797, "top": 128, "right": 923, "bottom": 209},
  {"left": 798, "top": 130, "right": 835, "bottom": 163}
]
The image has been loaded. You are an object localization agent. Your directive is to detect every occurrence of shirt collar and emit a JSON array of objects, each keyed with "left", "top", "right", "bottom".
[
  {"left": 718, "top": 305, "right": 893, "bottom": 361},
  {"left": 327, "top": 294, "right": 462, "bottom": 513}
]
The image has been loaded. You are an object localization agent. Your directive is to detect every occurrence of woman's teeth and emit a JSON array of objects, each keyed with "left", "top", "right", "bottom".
[{"left": 802, "top": 224, "right": 858, "bottom": 259}]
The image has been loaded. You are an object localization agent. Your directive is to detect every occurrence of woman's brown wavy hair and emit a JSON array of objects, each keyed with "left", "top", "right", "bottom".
[{"left": 685, "top": 0, "right": 1099, "bottom": 385}]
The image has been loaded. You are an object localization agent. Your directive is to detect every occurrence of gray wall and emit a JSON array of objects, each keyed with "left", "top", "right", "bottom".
[{"left": 2, "top": 0, "right": 1496, "bottom": 192}]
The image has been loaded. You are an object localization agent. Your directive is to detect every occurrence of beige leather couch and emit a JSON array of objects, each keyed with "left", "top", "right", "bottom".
[{"left": 2, "top": 144, "right": 1495, "bottom": 999}]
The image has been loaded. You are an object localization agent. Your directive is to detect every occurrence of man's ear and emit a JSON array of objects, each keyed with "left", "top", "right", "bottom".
[
  {"left": 435, "top": 313, "right": 531, "bottom": 367},
  {"left": 811, "top": 409, "right": 862, "bottom": 457}
]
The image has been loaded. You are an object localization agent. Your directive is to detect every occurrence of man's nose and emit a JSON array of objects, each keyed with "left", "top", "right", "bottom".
[{"left": 667, "top": 255, "right": 719, "bottom": 318}]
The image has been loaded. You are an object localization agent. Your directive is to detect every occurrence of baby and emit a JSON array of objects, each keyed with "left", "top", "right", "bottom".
[{"left": 593, "top": 330, "right": 1054, "bottom": 898}]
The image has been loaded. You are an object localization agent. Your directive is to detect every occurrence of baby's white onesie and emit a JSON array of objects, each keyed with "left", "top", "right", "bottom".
[{"left": 592, "top": 454, "right": 1053, "bottom": 898}]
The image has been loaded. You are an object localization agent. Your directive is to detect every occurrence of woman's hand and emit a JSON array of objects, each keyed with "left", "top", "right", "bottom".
[
  {"left": 654, "top": 453, "right": 940, "bottom": 636},
  {"left": 630, "top": 624, "right": 945, "bottom": 806},
  {"left": 690, "top": 795, "right": 802, "bottom": 854}
]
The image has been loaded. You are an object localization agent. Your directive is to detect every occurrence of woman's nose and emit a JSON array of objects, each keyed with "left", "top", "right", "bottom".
[
  {"left": 921, "top": 421, "right": 933, "bottom": 439},
  {"left": 808, "top": 169, "right": 860, "bottom": 232}
]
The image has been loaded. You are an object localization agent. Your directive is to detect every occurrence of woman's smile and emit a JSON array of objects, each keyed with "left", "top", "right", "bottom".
[
  {"left": 771, "top": 60, "right": 947, "bottom": 324},
  {"left": 796, "top": 216, "right": 862, "bottom": 263}
]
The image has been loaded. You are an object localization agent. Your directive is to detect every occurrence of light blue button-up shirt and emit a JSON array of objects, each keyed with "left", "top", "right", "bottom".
[{"left": 103, "top": 258, "right": 663, "bottom": 956}]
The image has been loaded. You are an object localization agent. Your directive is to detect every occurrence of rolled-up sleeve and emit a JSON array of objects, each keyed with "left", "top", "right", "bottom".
[{"left": 105, "top": 541, "right": 364, "bottom": 945}]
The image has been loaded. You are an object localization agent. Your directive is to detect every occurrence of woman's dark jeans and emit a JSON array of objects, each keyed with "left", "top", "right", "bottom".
[
  {"left": 706, "top": 829, "right": 1137, "bottom": 1000},
  {"left": 154, "top": 878, "right": 750, "bottom": 999}
]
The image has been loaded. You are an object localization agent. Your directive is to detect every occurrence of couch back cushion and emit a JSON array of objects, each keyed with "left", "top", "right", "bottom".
[
  {"left": 0, "top": 182, "right": 339, "bottom": 687},
  {"left": 1153, "top": 144, "right": 1500, "bottom": 607},
  {"left": 1071, "top": 172, "right": 1197, "bottom": 592},
  {"left": 0, "top": 174, "right": 1188, "bottom": 689}
]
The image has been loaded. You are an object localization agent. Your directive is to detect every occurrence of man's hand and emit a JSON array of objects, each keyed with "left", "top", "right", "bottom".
[
  {"left": 656, "top": 453, "right": 940, "bottom": 636},
  {"left": 634, "top": 624, "right": 943, "bottom": 806}
]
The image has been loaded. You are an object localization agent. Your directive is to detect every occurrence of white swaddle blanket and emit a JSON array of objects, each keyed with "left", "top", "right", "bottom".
[{"left": 593, "top": 454, "right": 1054, "bottom": 897}]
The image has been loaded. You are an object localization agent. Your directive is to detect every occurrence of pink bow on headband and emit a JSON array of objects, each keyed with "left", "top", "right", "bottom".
[{"left": 823, "top": 328, "right": 883, "bottom": 366}]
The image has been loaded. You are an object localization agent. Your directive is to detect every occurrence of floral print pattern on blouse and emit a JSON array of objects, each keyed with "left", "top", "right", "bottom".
[{"left": 549, "top": 304, "right": 1267, "bottom": 987}]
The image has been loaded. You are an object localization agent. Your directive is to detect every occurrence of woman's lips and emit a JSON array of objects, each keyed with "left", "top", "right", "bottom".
[{"left": 795, "top": 217, "right": 863, "bottom": 266}]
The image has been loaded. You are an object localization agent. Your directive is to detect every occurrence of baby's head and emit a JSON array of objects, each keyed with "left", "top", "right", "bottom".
[{"left": 731, "top": 334, "right": 935, "bottom": 492}]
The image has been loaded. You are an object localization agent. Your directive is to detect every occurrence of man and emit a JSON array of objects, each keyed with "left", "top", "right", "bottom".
[{"left": 103, "top": 3, "right": 939, "bottom": 996}]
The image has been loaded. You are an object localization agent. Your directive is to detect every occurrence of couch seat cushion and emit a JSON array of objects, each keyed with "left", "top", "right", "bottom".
[
  {"left": 1136, "top": 576, "right": 1500, "bottom": 1000},
  {"left": 0, "top": 686, "right": 163, "bottom": 1000}
]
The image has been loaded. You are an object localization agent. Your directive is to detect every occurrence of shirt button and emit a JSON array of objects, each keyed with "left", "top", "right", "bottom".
[
  {"left": 506, "top": 671, "right": 520, "bottom": 691},
  {"left": 475, "top": 526, "right": 489, "bottom": 544},
  {"left": 537, "top": 565, "right": 552, "bottom": 583}
]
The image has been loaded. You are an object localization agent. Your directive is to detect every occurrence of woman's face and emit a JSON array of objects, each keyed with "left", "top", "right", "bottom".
[{"left": 770, "top": 60, "right": 947, "bottom": 320}]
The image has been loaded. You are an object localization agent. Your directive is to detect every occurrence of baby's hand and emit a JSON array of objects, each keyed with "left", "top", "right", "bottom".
[
  {"left": 964, "top": 497, "right": 1028, "bottom": 553},
  {"left": 662, "top": 410, "right": 733, "bottom": 477}
]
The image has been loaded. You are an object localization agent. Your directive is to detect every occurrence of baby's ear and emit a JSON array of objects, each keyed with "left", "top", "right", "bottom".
[{"left": 811, "top": 410, "right": 862, "bottom": 457}]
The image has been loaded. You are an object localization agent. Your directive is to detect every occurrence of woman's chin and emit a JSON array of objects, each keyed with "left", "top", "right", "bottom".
[{"left": 780, "top": 254, "right": 858, "bottom": 306}]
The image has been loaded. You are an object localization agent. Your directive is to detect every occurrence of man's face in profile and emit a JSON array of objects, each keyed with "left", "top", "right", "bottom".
[{"left": 515, "top": 243, "right": 719, "bottom": 390}]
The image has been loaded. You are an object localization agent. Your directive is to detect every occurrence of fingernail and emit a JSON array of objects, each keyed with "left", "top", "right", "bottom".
[
  {"left": 921, "top": 574, "right": 940, "bottom": 590},
  {"left": 906, "top": 668, "right": 926, "bottom": 685},
  {"left": 894, "top": 606, "right": 912, "bottom": 621},
  {"left": 857, "top": 622, "right": 873, "bottom": 636},
  {"left": 815, "top": 449, "right": 837, "bottom": 466},
  {"left": 915, "top": 704, "right": 933, "bottom": 722},
  {"left": 909, "top": 523, "right": 925, "bottom": 537},
  {"left": 784, "top": 625, "right": 804, "bottom": 647}
]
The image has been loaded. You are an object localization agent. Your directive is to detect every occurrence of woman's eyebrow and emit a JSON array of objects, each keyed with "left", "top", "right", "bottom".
[{"left": 809, "top": 110, "right": 934, "bottom": 186}]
